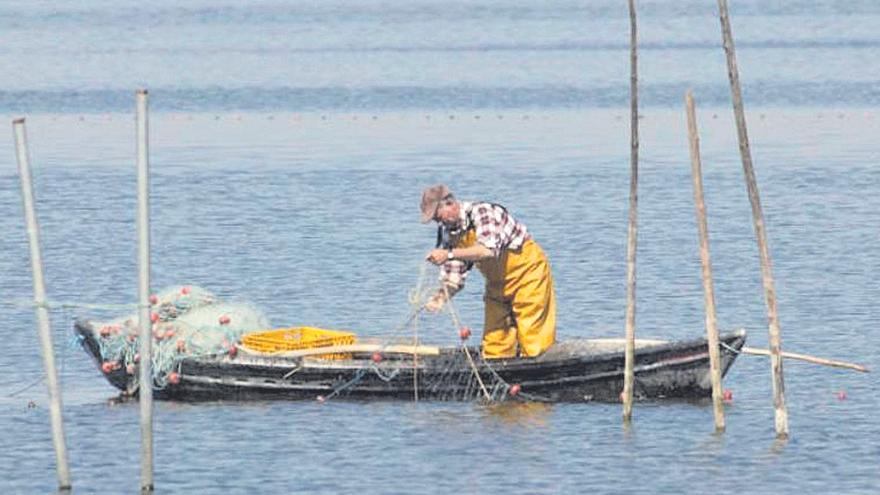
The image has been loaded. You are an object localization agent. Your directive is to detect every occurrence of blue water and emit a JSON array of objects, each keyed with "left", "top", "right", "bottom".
[{"left": 1, "top": 1, "right": 878, "bottom": 493}]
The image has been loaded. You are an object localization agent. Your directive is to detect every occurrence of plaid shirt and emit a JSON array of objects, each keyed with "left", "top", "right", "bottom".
[{"left": 438, "top": 201, "right": 531, "bottom": 290}]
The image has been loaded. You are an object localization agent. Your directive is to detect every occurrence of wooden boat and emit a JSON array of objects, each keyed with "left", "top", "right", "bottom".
[{"left": 74, "top": 320, "right": 745, "bottom": 403}]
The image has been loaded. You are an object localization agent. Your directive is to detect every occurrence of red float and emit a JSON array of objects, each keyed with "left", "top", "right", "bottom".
[
  {"left": 509, "top": 384, "right": 521, "bottom": 396},
  {"left": 372, "top": 353, "right": 383, "bottom": 364},
  {"left": 149, "top": 294, "right": 158, "bottom": 305},
  {"left": 150, "top": 312, "right": 159, "bottom": 323},
  {"left": 218, "top": 315, "right": 231, "bottom": 325},
  {"left": 837, "top": 390, "right": 847, "bottom": 401},
  {"left": 167, "top": 372, "right": 180, "bottom": 385},
  {"left": 723, "top": 389, "right": 733, "bottom": 402},
  {"left": 101, "top": 361, "right": 114, "bottom": 374},
  {"left": 228, "top": 345, "right": 238, "bottom": 358},
  {"left": 459, "top": 327, "right": 471, "bottom": 340},
  {"left": 180, "top": 286, "right": 191, "bottom": 295}
]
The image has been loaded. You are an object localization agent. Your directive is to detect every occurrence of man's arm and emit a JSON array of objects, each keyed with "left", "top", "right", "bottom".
[{"left": 426, "top": 244, "right": 493, "bottom": 264}]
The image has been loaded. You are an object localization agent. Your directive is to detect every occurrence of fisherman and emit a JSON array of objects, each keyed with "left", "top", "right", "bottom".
[{"left": 420, "top": 184, "right": 556, "bottom": 358}]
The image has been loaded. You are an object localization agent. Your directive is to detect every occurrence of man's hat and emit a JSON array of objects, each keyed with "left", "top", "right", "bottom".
[{"left": 420, "top": 184, "right": 452, "bottom": 223}]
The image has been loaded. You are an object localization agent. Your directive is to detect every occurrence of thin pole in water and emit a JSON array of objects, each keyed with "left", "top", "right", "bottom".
[
  {"left": 622, "top": 0, "right": 639, "bottom": 422},
  {"left": 685, "top": 91, "right": 726, "bottom": 433},
  {"left": 716, "top": 0, "right": 788, "bottom": 438},
  {"left": 136, "top": 89, "right": 155, "bottom": 491},
  {"left": 13, "top": 117, "right": 73, "bottom": 491}
]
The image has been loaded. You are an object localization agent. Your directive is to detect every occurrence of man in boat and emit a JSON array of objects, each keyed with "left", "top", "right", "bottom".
[{"left": 421, "top": 184, "right": 556, "bottom": 358}]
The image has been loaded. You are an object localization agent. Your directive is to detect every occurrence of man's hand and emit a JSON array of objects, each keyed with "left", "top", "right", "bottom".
[
  {"left": 426, "top": 248, "right": 450, "bottom": 266},
  {"left": 424, "top": 293, "right": 445, "bottom": 313}
]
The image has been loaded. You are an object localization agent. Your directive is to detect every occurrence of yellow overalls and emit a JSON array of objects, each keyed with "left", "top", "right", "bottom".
[{"left": 451, "top": 229, "right": 557, "bottom": 358}]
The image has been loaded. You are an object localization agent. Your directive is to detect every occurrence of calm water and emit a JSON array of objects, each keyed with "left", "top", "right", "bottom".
[{"left": 1, "top": 1, "right": 878, "bottom": 493}]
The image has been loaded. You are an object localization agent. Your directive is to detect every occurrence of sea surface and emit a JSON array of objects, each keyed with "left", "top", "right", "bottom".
[{"left": 0, "top": 1, "right": 878, "bottom": 493}]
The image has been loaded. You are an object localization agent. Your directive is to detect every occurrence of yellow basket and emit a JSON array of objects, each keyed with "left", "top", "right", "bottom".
[{"left": 241, "top": 326, "right": 357, "bottom": 360}]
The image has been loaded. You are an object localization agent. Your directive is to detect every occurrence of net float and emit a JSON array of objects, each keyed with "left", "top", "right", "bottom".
[
  {"left": 180, "top": 286, "right": 191, "bottom": 295},
  {"left": 149, "top": 294, "right": 158, "bottom": 305},
  {"left": 167, "top": 372, "right": 180, "bottom": 385},
  {"left": 218, "top": 315, "right": 231, "bottom": 325},
  {"left": 509, "top": 384, "right": 522, "bottom": 396},
  {"left": 228, "top": 345, "right": 238, "bottom": 358},
  {"left": 837, "top": 390, "right": 847, "bottom": 401},
  {"left": 101, "top": 361, "right": 114, "bottom": 374},
  {"left": 459, "top": 327, "right": 471, "bottom": 340},
  {"left": 372, "top": 352, "right": 383, "bottom": 363},
  {"left": 150, "top": 312, "right": 159, "bottom": 323},
  {"left": 723, "top": 389, "right": 733, "bottom": 402}
]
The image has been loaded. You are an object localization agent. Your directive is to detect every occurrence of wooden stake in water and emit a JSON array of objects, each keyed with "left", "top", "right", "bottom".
[
  {"left": 135, "top": 89, "right": 155, "bottom": 491},
  {"left": 685, "top": 91, "right": 725, "bottom": 433},
  {"left": 622, "top": 0, "right": 639, "bottom": 422},
  {"left": 13, "top": 117, "right": 73, "bottom": 491},
  {"left": 716, "top": 0, "right": 789, "bottom": 438}
]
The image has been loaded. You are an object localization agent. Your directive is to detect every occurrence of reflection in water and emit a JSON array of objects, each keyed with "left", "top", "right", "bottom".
[
  {"left": 482, "top": 402, "right": 554, "bottom": 428},
  {"left": 769, "top": 436, "right": 789, "bottom": 456}
]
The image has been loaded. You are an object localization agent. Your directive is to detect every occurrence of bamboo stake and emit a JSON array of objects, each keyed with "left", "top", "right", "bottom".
[
  {"left": 135, "top": 89, "right": 155, "bottom": 492},
  {"left": 685, "top": 91, "right": 725, "bottom": 432},
  {"left": 13, "top": 118, "right": 72, "bottom": 491},
  {"left": 716, "top": 0, "right": 789, "bottom": 438},
  {"left": 413, "top": 314, "right": 420, "bottom": 402},
  {"left": 622, "top": 0, "right": 639, "bottom": 422},
  {"left": 741, "top": 347, "right": 869, "bottom": 373}
]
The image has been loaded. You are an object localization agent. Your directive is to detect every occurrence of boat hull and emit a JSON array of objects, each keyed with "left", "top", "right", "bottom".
[{"left": 75, "top": 321, "right": 746, "bottom": 403}]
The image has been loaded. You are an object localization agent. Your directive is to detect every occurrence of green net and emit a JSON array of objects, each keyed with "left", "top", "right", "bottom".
[{"left": 89, "top": 285, "right": 269, "bottom": 389}]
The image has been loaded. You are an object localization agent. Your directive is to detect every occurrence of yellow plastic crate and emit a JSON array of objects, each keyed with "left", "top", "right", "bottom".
[{"left": 241, "top": 326, "right": 357, "bottom": 359}]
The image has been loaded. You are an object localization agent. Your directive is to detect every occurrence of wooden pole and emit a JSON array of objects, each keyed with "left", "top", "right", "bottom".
[
  {"left": 13, "top": 118, "right": 73, "bottom": 491},
  {"left": 135, "top": 89, "right": 155, "bottom": 492},
  {"left": 685, "top": 91, "right": 725, "bottom": 432},
  {"left": 741, "top": 347, "right": 870, "bottom": 373},
  {"left": 622, "top": 0, "right": 639, "bottom": 422},
  {"left": 716, "top": 0, "right": 789, "bottom": 438}
]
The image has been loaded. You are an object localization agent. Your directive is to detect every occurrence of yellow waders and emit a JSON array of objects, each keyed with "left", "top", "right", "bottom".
[{"left": 452, "top": 230, "right": 556, "bottom": 358}]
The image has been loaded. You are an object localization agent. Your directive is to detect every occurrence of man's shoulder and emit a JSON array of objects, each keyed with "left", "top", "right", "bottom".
[{"left": 469, "top": 201, "right": 504, "bottom": 212}]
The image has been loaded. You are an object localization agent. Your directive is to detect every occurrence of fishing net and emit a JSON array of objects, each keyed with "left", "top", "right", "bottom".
[
  {"left": 313, "top": 263, "right": 529, "bottom": 403},
  {"left": 87, "top": 285, "right": 269, "bottom": 390}
]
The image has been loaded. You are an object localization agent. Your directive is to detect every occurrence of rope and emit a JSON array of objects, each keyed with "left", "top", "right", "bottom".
[
  {"left": 5, "top": 376, "right": 44, "bottom": 397},
  {"left": 2, "top": 298, "right": 138, "bottom": 312},
  {"left": 720, "top": 341, "right": 741, "bottom": 354}
]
